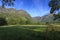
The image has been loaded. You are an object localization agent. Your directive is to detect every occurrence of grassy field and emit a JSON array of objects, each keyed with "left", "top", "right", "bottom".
[{"left": 0, "top": 25, "right": 60, "bottom": 40}]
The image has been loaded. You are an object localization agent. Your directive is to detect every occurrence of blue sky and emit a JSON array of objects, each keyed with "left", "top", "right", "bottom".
[{"left": 0, "top": 0, "right": 50, "bottom": 17}]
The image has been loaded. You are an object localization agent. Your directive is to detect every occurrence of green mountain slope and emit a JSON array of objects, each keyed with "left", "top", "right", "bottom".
[{"left": 0, "top": 7, "right": 33, "bottom": 25}]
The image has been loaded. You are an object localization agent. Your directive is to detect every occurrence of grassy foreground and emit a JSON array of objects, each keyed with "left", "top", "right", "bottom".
[{"left": 0, "top": 25, "right": 60, "bottom": 40}]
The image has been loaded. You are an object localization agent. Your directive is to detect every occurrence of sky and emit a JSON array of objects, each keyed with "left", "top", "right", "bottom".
[{"left": 0, "top": 0, "right": 50, "bottom": 17}]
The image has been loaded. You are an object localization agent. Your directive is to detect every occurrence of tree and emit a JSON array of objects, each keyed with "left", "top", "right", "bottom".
[
  {"left": 49, "top": 0, "right": 60, "bottom": 20},
  {"left": 20, "top": 17, "right": 27, "bottom": 25},
  {"left": 0, "top": 0, "right": 15, "bottom": 8},
  {"left": 49, "top": 0, "right": 60, "bottom": 13},
  {"left": 0, "top": 17, "right": 7, "bottom": 26}
]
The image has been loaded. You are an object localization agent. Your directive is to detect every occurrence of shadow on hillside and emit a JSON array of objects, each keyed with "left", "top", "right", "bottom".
[{"left": 0, "top": 26, "right": 60, "bottom": 40}]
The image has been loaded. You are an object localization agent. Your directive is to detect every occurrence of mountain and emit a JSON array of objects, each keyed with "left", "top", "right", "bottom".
[
  {"left": 40, "top": 14, "right": 54, "bottom": 22},
  {"left": 16, "top": 10, "right": 32, "bottom": 19},
  {"left": 32, "top": 16, "right": 41, "bottom": 22},
  {"left": 34, "top": 14, "right": 60, "bottom": 23},
  {"left": 0, "top": 7, "right": 35, "bottom": 25},
  {"left": 32, "top": 14, "right": 56, "bottom": 23},
  {"left": 0, "top": 7, "right": 59, "bottom": 24},
  {"left": 0, "top": 7, "right": 32, "bottom": 20}
]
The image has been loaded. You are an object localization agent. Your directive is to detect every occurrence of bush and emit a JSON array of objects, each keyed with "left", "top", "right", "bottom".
[{"left": 0, "top": 17, "right": 7, "bottom": 26}]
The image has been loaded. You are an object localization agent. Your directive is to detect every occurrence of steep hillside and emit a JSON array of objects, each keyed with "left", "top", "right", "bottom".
[
  {"left": 0, "top": 7, "right": 60, "bottom": 24},
  {"left": 40, "top": 14, "right": 54, "bottom": 22},
  {"left": 0, "top": 7, "right": 32, "bottom": 20},
  {"left": 0, "top": 7, "right": 34, "bottom": 25},
  {"left": 32, "top": 16, "right": 41, "bottom": 22},
  {"left": 32, "top": 14, "right": 58, "bottom": 23},
  {"left": 16, "top": 10, "right": 32, "bottom": 19}
]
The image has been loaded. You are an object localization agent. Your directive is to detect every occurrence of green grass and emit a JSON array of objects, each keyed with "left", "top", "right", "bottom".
[{"left": 0, "top": 25, "right": 60, "bottom": 40}]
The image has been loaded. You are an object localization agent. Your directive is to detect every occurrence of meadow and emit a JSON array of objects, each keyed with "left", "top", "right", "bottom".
[{"left": 0, "top": 25, "right": 60, "bottom": 40}]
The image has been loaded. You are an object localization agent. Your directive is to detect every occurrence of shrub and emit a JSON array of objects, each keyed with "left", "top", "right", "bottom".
[{"left": 0, "top": 17, "right": 7, "bottom": 26}]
